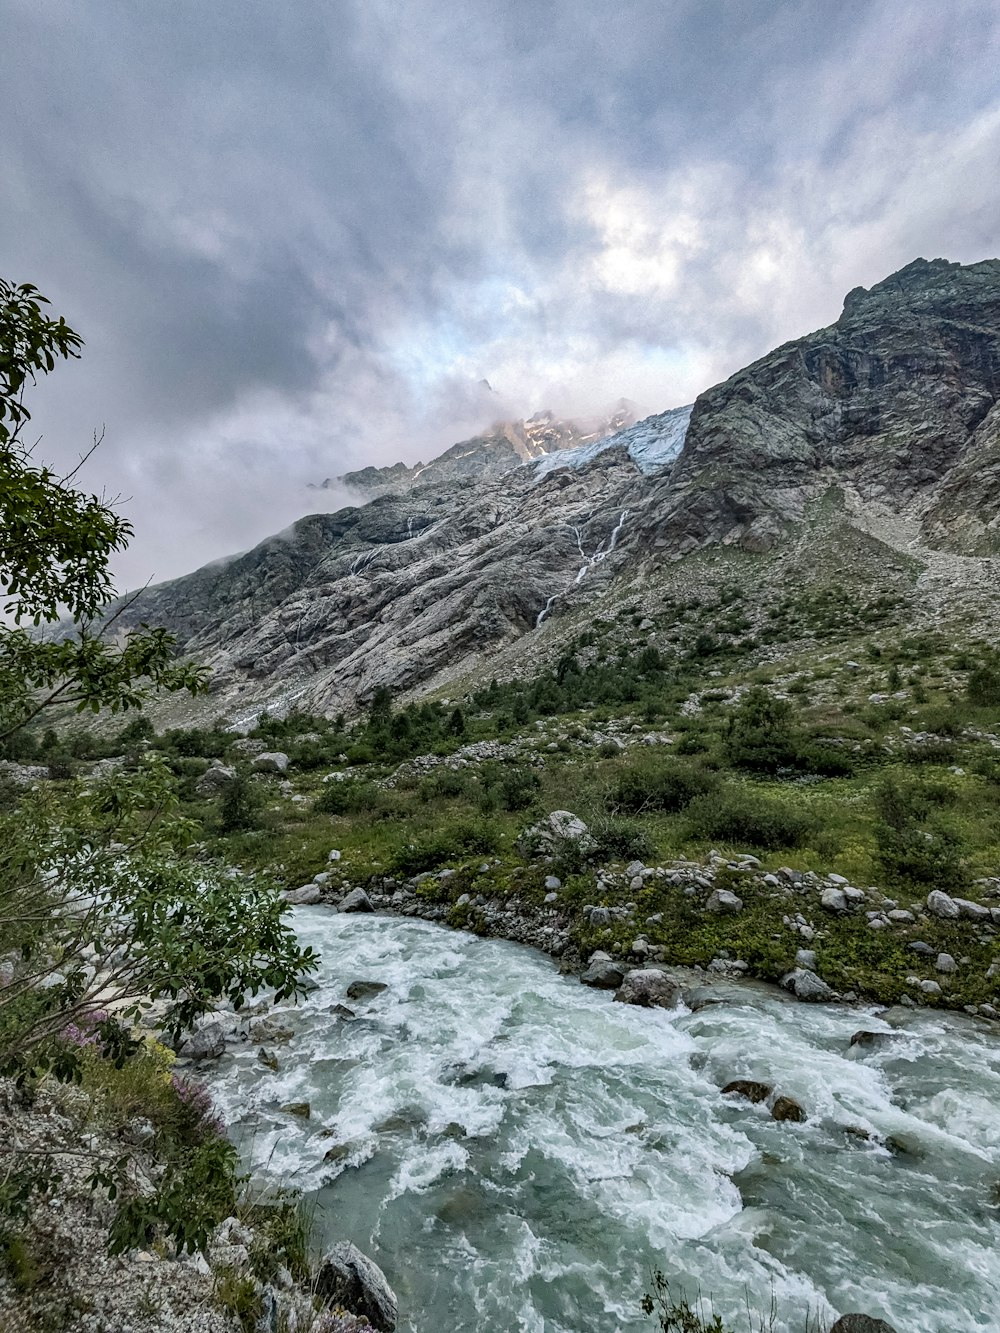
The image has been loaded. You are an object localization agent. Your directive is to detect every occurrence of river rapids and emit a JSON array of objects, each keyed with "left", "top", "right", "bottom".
[{"left": 204, "top": 908, "right": 1000, "bottom": 1332}]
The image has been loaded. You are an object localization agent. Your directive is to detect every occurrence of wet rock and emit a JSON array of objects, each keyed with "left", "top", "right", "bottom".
[
  {"left": 771, "top": 1095, "right": 805, "bottom": 1123},
  {"left": 345, "top": 980, "right": 388, "bottom": 1000},
  {"left": 682, "top": 987, "right": 724, "bottom": 1012},
  {"left": 850, "top": 1030, "right": 896, "bottom": 1050},
  {"left": 258, "top": 1047, "right": 279, "bottom": 1071},
  {"left": 330, "top": 1004, "right": 356, "bottom": 1020},
  {"left": 250, "top": 1018, "right": 294, "bottom": 1044},
  {"left": 185, "top": 1021, "right": 227, "bottom": 1061},
  {"left": 830, "top": 1317, "right": 898, "bottom": 1333},
  {"left": 706, "top": 888, "right": 743, "bottom": 914},
  {"left": 341, "top": 888, "right": 375, "bottom": 913},
  {"left": 281, "top": 1102, "right": 311, "bottom": 1119},
  {"left": 722, "top": 1080, "right": 772, "bottom": 1104},
  {"left": 581, "top": 955, "right": 625, "bottom": 988},
  {"left": 926, "top": 890, "right": 960, "bottom": 919},
  {"left": 252, "top": 751, "right": 289, "bottom": 774},
  {"left": 780, "top": 968, "right": 835, "bottom": 1002},
  {"left": 318, "top": 1231, "right": 402, "bottom": 1327},
  {"left": 614, "top": 969, "right": 680, "bottom": 1009}
]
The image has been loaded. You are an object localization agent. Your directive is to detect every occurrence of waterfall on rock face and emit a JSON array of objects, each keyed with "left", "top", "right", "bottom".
[
  {"left": 535, "top": 594, "right": 558, "bottom": 628},
  {"left": 537, "top": 510, "right": 632, "bottom": 626},
  {"left": 205, "top": 909, "right": 1000, "bottom": 1333}
]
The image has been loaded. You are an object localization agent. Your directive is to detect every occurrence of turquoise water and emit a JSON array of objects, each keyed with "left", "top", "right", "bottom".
[{"left": 204, "top": 908, "right": 1000, "bottom": 1332}]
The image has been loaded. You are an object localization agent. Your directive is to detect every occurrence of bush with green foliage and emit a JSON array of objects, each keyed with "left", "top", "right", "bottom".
[
  {"left": 685, "top": 785, "right": 812, "bottom": 850},
  {"left": 723, "top": 687, "right": 798, "bottom": 773},
  {"left": 607, "top": 758, "right": 718, "bottom": 814},
  {"left": 389, "top": 819, "right": 498, "bottom": 876}
]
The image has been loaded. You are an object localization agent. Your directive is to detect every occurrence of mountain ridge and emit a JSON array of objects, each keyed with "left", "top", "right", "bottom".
[{"left": 106, "top": 257, "right": 1000, "bottom": 727}]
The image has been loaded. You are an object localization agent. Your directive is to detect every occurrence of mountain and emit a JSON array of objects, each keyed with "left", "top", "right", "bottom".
[
  {"left": 113, "top": 257, "right": 1000, "bottom": 728},
  {"left": 318, "top": 403, "right": 637, "bottom": 496}
]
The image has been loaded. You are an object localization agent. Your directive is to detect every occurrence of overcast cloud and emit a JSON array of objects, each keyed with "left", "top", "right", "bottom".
[{"left": 4, "top": 0, "right": 999, "bottom": 585}]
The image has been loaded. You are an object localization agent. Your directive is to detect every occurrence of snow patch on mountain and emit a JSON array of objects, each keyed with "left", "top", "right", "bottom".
[{"left": 532, "top": 404, "right": 692, "bottom": 480}]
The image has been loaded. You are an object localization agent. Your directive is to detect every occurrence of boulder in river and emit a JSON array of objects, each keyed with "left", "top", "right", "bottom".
[
  {"left": 345, "top": 980, "right": 388, "bottom": 1000},
  {"left": 771, "top": 1095, "right": 805, "bottom": 1123},
  {"left": 316, "top": 1240, "right": 399, "bottom": 1331},
  {"left": 721, "top": 1080, "right": 772, "bottom": 1104},
  {"left": 614, "top": 969, "right": 680, "bottom": 1008},
  {"left": 830, "top": 1316, "right": 898, "bottom": 1333},
  {"left": 184, "top": 1021, "right": 227, "bottom": 1062},
  {"left": 849, "top": 1030, "right": 896, "bottom": 1051}
]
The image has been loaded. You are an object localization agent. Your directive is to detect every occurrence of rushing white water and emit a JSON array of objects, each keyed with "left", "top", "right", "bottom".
[{"left": 205, "top": 910, "right": 1000, "bottom": 1333}]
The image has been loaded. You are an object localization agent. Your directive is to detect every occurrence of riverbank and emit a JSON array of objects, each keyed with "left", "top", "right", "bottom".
[{"left": 302, "top": 813, "right": 1000, "bottom": 1021}]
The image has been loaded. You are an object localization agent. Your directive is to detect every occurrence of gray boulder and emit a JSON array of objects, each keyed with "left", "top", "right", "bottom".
[
  {"left": 580, "top": 954, "right": 625, "bottom": 989},
  {"left": 185, "top": 1021, "right": 227, "bottom": 1061},
  {"left": 820, "top": 887, "right": 848, "bottom": 913},
  {"left": 252, "top": 751, "right": 290, "bottom": 774},
  {"left": 340, "top": 888, "right": 374, "bottom": 913},
  {"left": 614, "top": 969, "right": 680, "bottom": 1009},
  {"left": 926, "top": 890, "right": 960, "bottom": 919},
  {"left": 953, "top": 897, "right": 990, "bottom": 922},
  {"left": 935, "top": 952, "right": 958, "bottom": 973},
  {"left": 345, "top": 980, "right": 388, "bottom": 1000},
  {"left": 196, "top": 762, "right": 237, "bottom": 796},
  {"left": 780, "top": 969, "right": 835, "bottom": 1002},
  {"left": 316, "top": 1240, "right": 398, "bottom": 1331},
  {"left": 518, "top": 810, "right": 595, "bottom": 857},
  {"left": 706, "top": 889, "right": 743, "bottom": 914},
  {"left": 285, "top": 884, "right": 322, "bottom": 906}
]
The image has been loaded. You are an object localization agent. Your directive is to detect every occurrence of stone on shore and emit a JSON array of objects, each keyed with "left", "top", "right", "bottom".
[
  {"left": 613, "top": 969, "right": 680, "bottom": 1009},
  {"left": 580, "top": 953, "right": 625, "bottom": 989},
  {"left": 780, "top": 968, "right": 835, "bottom": 1002},
  {"left": 316, "top": 1241, "right": 399, "bottom": 1331},
  {"left": 341, "top": 888, "right": 375, "bottom": 913}
]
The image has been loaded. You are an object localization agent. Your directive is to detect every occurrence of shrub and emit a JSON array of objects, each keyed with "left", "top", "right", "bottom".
[
  {"left": 968, "top": 664, "right": 1000, "bottom": 708},
  {"left": 685, "top": 787, "right": 812, "bottom": 850},
  {"left": 313, "top": 778, "right": 378, "bottom": 815},
  {"left": 607, "top": 759, "right": 718, "bottom": 814},
  {"left": 590, "top": 817, "right": 656, "bottom": 863},
  {"left": 218, "top": 772, "right": 263, "bottom": 833},
  {"left": 418, "top": 769, "right": 474, "bottom": 802},
  {"left": 723, "top": 687, "right": 797, "bottom": 773},
  {"left": 389, "top": 820, "right": 498, "bottom": 876}
]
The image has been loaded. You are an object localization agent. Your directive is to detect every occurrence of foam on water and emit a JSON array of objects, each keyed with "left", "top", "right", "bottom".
[{"left": 204, "top": 909, "right": 1000, "bottom": 1333}]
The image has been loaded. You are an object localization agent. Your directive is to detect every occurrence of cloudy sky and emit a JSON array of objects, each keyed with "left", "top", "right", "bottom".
[{"left": 5, "top": 0, "right": 1000, "bottom": 586}]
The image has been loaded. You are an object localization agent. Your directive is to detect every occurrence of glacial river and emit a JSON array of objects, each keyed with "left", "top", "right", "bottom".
[{"left": 204, "top": 907, "right": 1000, "bottom": 1332}]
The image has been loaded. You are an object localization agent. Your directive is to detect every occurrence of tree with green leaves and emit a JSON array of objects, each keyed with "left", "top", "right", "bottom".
[
  {"left": 0, "top": 279, "right": 207, "bottom": 747},
  {"left": 0, "top": 281, "right": 317, "bottom": 1253}
]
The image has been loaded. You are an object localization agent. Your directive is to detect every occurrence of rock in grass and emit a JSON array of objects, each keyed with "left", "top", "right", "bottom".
[
  {"left": 316, "top": 1240, "right": 399, "bottom": 1331},
  {"left": 925, "top": 890, "right": 960, "bottom": 919},
  {"left": 721, "top": 1080, "right": 772, "bottom": 1104},
  {"left": 821, "top": 887, "right": 848, "bottom": 913},
  {"left": 252, "top": 751, "right": 289, "bottom": 774},
  {"left": 613, "top": 969, "right": 680, "bottom": 1009},
  {"left": 706, "top": 888, "right": 743, "bottom": 914}
]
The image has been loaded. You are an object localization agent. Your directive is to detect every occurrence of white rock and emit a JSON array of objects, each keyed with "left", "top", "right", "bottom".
[
  {"left": 706, "top": 888, "right": 743, "bottom": 914},
  {"left": 926, "top": 890, "right": 960, "bottom": 919}
]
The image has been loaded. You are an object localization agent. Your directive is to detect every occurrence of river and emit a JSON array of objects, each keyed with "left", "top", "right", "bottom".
[{"left": 204, "top": 907, "right": 1000, "bottom": 1332}]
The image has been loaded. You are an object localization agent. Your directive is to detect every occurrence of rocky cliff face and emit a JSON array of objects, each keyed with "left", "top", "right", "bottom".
[
  {"left": 632, "top": 258, "right": 1000, "bottom": 557},
  {"left": 116, "top": 258, "right": 1000, "bottom": 725}
]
